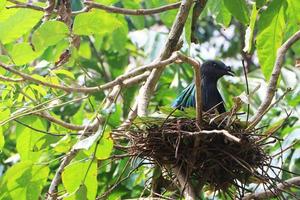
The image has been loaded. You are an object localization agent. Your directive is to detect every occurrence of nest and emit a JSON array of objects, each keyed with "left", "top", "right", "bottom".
[{"left": 113, "top": 111, "right": 274, "bottom": 196}]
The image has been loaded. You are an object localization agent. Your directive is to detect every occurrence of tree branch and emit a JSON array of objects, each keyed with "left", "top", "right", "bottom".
[
  {"left": 0, "top": 56, "right": 176, "bottom": 94},
  {"left": 173, "top": 166, "right": 196, "bottom": 200},
  {"left": 248, "top": 30, "right": 300, "bottom": 129},
  {"left": 177, "top": 52, "right": 202, "bottom": 126},
  {"left": 83, "top": 1, "right": 181, "bottom": 15},
  {"left": 137, "top": 0, "right": 196, "bottom": 116},
  {"left": 6, "top": 0, "right": 44, "bottom": 11},
  {"left": 242, "top": 176, "right": 300, "bottom": 200}
]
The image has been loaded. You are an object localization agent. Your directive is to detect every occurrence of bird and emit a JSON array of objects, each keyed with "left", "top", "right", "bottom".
[{"left": 172, "top": 60, "right": 234, "bottom": 113}]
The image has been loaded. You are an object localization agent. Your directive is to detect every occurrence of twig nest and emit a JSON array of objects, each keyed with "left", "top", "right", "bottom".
[{"left": 114, "top": 115, "right": 268, "bottom": 192}]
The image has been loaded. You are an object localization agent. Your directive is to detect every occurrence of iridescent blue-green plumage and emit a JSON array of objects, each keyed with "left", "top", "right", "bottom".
[{"left": 172, "top": 60, "right": 234, "bottom": 113}]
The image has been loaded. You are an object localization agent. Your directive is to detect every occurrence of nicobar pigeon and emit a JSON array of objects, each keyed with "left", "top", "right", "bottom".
[{"left": 172, "top": 60, "right": 234, "bottom": 113}]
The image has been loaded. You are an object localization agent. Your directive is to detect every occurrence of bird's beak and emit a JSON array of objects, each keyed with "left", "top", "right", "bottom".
[{"left": 225, "top": 66, "right": 235, "bottom": 76}]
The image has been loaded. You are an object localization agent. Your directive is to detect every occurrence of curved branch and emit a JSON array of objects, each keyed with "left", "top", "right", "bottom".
[
  {"left": 84, "top": 1, "right": 181, "bottom": 15},
  {"left": 248, "top": 30, "right": 300, "bottom": 129},
  {"left": 243, "top": 176, "right": 300, "bottom": 200},
  {"left": 0, "top": 55, "right": 177, "bottom": 94},
  {"left": 137, "top": 0, "right": 197, "bottom": 116}
]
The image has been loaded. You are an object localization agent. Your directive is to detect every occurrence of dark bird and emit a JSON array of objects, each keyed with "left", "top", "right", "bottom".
[{"left": 172, "top": 60, "right": 234, "bottom": 113}]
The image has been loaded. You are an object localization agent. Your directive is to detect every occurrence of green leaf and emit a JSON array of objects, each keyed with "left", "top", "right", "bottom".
[
  {"left": 53, "top": 69, "right": 75, "bottom": 79},
  {"left": 10, "top": 43, "right": 40, "bottom": 65},
  {"left": 216, "top": 0, "right": 232, "bottom": 27},
  {"left": 256, "top": 0, "right": 287, "bottom": 80},
  {"left": 32, "top": 21, "right": 69, "bottom": 51},
  {"left": 0, "top": 161, "right": 49, "bottom": 200},
  {"left": 62, "top": 159, "right": 97, "bottom": 200},
  {"left": 0, "top": 126, "right": 4, "bottom": 149},
  {"left": 223, "top": 0, "right": 249, "bottom": 24},
  {"left": 204, "top": 0, "right": 232, "bottom": 27},
  {"left": 243, "top": 3, "right": 258, "bottom": 53},
  {"left": 0, "top": 0, "right": 6, "bottom": 12},
  {"left": 78, "top": 42, "right": 91, "bottom": 59},
  {"left": 73, "top": 10, "right": 122, "bottom": 36},
  {"left": 256, "top": 0, "right": 266, "bottom": 8},
  {"left": 285, "top": 0, "right": 300, "bottom": 54},
  {"left": 16, "top": 117, "right": 46, "bottom": 161},
  {"left": 96, "top": 128, "right": 113, "bottom": 160},
  {"left": 50, "top": 134, "right": 72, "bottom": 153},
  {"left": 0, "top": 9, "right": 43, "bottom": 44}
]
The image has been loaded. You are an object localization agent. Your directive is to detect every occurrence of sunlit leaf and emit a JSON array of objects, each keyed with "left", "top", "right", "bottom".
[
  {"left": 10, "top": 43, "right": 41, "bottom": 65},
  {"left": 32, "top": 21, "right": 69, "bottom": 51},
  {"left": 256, "top": 0, "right": 287, "bottom": 80},
  {"left": 0, "top": 9, "right": 43, "bottom": 44},
  {"left": 0, "top": 126, "right": 4, "bottom": 149},
  {"left": 73, "top": 10, "right": 122, "bottom": 36},
  {"left": 96, "top": 127, "right": 113, "bottom": 160},
  {"left": 223, "top": 0, "right": 249, "bottom": 24},
  {"left": 243, "top": 3, "right": 258, "bottom": 53},
  {"left": 0, "top": 161, "right": 49, "bottom": 200},
  {"left": 62, "top": 159, "right": 97, "bottom": 200}
]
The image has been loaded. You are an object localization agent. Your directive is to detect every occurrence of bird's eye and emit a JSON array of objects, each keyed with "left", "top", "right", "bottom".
[{"left": 213, "top": 63, "right": 217, "bottom": 67}]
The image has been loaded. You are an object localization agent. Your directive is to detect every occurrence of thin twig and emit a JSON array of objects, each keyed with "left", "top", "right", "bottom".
[
  {"left": 84, "top": 1, "right": 181, "bottom": 15},
  {"left": 242, "top": 60, "right": 250, "bottom": 127}
]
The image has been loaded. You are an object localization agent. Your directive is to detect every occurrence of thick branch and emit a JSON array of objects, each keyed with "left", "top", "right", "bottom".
[
  {"left": 137, "top": 0, "right": 196, "bottom": 116},
  {"left": 249, "top": 30, "right": 300, "bottom": 128},
  {"left": 243, "top": 176, "right": 300, "bottom": 200},
  {"left": 84, "top": 1, "right": 180, "bottom": 15},
  {"left": 173, "top": 166, "right": 196, "bottom": 200}
]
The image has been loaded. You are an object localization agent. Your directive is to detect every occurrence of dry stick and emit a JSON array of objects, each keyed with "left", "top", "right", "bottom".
[
  {"left": 0, "top": 54, "right": 177, "bottom": 94},
  {"left": 84, "top": 1, "right": 181, "bottom": 15},
  {"left": 249, "top": 30, "right": 300, "bottom": 129},
  {"left": 242, "top": 176, "right": 300, "bottom": 200}
]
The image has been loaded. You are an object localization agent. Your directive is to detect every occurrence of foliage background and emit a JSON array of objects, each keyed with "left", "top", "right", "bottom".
[{"left": 0, "top": 0, "right": 300, "bottom": 199}]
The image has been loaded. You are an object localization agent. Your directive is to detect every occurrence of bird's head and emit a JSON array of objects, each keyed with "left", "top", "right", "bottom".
[{"left": 201, "top": 60, "right": 234, "bottom": 80}]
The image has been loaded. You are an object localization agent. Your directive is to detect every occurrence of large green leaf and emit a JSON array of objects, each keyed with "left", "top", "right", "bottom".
[
  {"left": 0, "top": 161, "right": 49, "bottom": 200},
  {"left": 16, "top": 117, "right": 46, "bottom": 161},
  {"left": 32, "top": 21, "right": 69, "bottom": 51},
  {"left": 0, "top": 126, "right": 4, "bottom": 149},
  {"left": 243, "top": 3, "right": 258, "bottom": 53},
  {"left": 223, "top": 0, "right": 249, "bottom": 24},
  {"left": 0, "top": 9, "right": 43, "bottom": 44},
  {"left": 256, "top": 0, "right": 287, "bottom": 80},
  {"left": 0, "top": 0, "right": 6, "bottom": 11},
  {"left": 285, "top": 0, "right": 300, "bottom": 54},
  {"left": 73, "top": 10, "right": 122, "bottom": 36},
  {"left": 10, "top": 43, "right": 41, "bottom": 65},
  {"left": 204, "top": 0, "right": 232, "bottom": 27},
  {"left": 96, "top": 128, "right": 113, "bottom": 160},
  {"left": 62, "top": 159, "right": 97, "bottom": 200}
]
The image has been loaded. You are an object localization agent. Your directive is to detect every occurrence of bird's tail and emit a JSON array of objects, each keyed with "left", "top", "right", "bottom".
[{"left": 172, "top": 83, "right": 196, "bottom": 109}]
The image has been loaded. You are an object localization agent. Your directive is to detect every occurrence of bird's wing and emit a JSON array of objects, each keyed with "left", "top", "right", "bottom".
[{"left": 172, "top": 82, "right": 196, "bottom": 108}]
